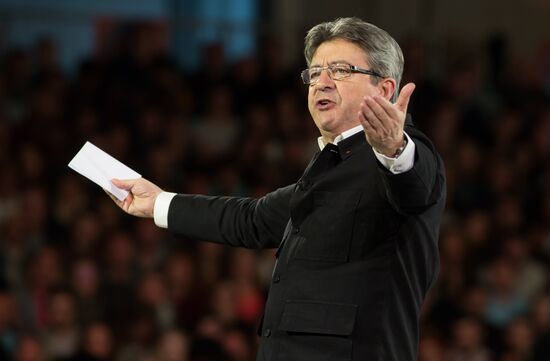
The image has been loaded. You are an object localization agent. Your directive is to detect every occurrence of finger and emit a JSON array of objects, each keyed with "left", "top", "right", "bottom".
[
  {"left": 122, "top": 192, "right": 134, "bottom": 213},
  {"left": 360, "top": 103, "right": 383, "bottom": 134},
  {"left": 361, "top": 98, "right": 388, "bottom": 133},
  {"left": 104, "top": 188, "right": 133, "bottom": 214},
  {"left": 396, "top": 82, "right": 416, "bottom": 113},
  {"left": 373, "top": 95, "right": 401, "bottom": 123},
  {"left": 111, "top": 178, "right": 135, "bottom": 190},
  {"left": 359, "top": 110, "right": 389, "bottom": 153},
  {"left": 364, "top": 96, "right": 391, "bottom": 124},
  {"left": 104, "top": 189, "right": 123, "bottom": 208},
  {"left": 358, "top": 110, "right": 376, "bottom": 136}
]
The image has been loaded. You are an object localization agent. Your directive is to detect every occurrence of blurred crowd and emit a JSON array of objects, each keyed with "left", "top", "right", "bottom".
[{"left": 0, "top": 24, "right": 549, "bottom": 361}]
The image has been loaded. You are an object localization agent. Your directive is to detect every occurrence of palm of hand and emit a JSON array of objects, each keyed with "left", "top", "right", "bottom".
[{"left": 359, "top": 83, "right": 415, "bottom": 156}]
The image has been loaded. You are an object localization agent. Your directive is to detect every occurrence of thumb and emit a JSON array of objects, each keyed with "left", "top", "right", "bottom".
[
  {"left": 111, "top": 178, "right": 135, "bottom": 190},
  {"left": 396, "top": 82, "right": 416, "bottom": 113}
]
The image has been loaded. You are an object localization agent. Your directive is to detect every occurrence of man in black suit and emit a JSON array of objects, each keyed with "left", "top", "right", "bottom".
[{"left": 108, "top": 17, "right": 445, "bottom": 361}]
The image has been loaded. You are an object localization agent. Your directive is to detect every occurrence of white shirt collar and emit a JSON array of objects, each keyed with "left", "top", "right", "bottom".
[{"left": 317, "top": 125, "right": 363, "bottom": 150}]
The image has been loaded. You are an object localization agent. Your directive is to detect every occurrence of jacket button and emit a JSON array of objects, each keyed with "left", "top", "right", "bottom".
[
  {"left": 264, "top": 328, "right": 272, "bottom": 337},
  {"left": 273, "top": 275, "right": 280, "bottom": 283}
]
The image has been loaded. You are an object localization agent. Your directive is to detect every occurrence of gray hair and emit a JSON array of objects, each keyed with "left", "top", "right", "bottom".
[{"left": 304, "top": 17, "right": 404, "bottom": 102}]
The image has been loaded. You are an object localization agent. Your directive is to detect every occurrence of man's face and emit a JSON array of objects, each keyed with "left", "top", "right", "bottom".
[{"left": 307, "top": 39, "right": 382, "bottom": 141}]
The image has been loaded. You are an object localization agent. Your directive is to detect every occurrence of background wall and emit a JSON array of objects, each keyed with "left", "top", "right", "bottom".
[
  {"left": 0, "top": 0, "right": 257, "bottom": 71},
  {"left": 1, "top": 0, "right": 548, "bottom": 71},
  {"left": 269, "top": 0, "right": 549, "bottom": 66}
]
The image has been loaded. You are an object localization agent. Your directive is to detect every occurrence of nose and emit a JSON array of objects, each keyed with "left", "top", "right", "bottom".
[{"left": 314, "top": 68, "right": 335, "bottom": 89}]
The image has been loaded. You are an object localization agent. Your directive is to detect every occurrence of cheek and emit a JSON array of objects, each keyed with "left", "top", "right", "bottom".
[
  {"left": 340, "top": 91, "right": 362, "bottom": 111},
  {"left": 308, "top": 89, "right": 315, "bottom": 102},
  {"left": 307, "top": 92, "right": 316, "bottom": 112},
  {"left": 345, "top": 86, "right": 377, "bottom": 108}
]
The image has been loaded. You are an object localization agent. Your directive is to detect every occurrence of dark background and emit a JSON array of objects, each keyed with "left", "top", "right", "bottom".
[{"left": 0, "top": 1, "right": 549, "bottom": 360}]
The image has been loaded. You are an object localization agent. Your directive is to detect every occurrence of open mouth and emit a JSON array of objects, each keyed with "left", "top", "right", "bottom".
[
  {"left": 315, "top": 99, "right": 334, "bottom": 107},
  {"left": 316, "top": 99, "right": 335, "bottom": 110}
]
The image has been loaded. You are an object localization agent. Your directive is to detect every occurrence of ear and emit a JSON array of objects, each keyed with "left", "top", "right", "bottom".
[{"left": 378, "top": 78, "right": 396, "bottom": 101}]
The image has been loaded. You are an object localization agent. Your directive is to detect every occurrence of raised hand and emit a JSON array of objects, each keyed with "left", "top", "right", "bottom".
[
  {"left": 359, "top": 82, "right": 415, "bottom": 157},
  {"left": 106, "top": 178, "right": 163, "bottom": 218}
]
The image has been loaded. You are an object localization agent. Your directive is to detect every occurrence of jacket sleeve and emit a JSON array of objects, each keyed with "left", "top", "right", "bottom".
[
  {"left": 376, "top": 118, "right": 446, "bottom": 215},
  {"left": 166, "top": 184, "right": 294, "bottom": 249}
]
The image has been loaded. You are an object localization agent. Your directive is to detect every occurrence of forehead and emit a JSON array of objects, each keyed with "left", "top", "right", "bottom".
[{"left": 310, "top": 39, "right": 369, "bottom": 66}]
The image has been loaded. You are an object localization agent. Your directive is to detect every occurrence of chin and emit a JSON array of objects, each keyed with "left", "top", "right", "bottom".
[{"left": 316, "top": 116, "right": 339, "bottom": 132}]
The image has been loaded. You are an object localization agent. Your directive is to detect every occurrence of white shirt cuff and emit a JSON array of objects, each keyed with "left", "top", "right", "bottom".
[
  {"left": 153, "top": 191, "right": 177, "bottom": 228},
  {"left": 373, "top": 132, "right": 415, "bottom": 174}
]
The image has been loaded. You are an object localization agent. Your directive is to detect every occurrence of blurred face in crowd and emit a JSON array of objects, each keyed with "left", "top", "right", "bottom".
[
  {"left": 15, "top": 336, "right": 43, "bottom": 361},
  {"left": 307, "top": 39, "right": 394, "bottom": 142},
  {"left": 48, "top": 292, "right": 76, "bottom": 329},
  {"left": 29, "top": 247, "right": 61, "bottom": 289},
  {"left": 418, "top": 336, "right": 445, "bottom": 361},
  {"left": 533, "top": 294, "right": 550, "bottom": 329},
  {"left": 157, "top": 330, "right": 189, "bottom": 361},
  {"left": 0, "top": 292, "right": 17, "bottom": 328},
  {"left": 106, "top": 232, "right": 134, "bottom": 266},
  {"left": 221, "top": 328, "right": 252, "bottom": 361},
  {"left": 506, "top": 319, "right": 534, "bottom": 354},
  {"left": 84, "top": 323, "right": 113, "bottom": 359},
  {"left": 138, "top": 272, "right": 167, "bottom": 306},
  {"left": 72, "top": 259, "right": 99, "bottom": 298},
  {"left": 165, "top": 253, "right": 194, "bottom": 295},
  {"left": 453, "top": 318, "right": 485, "bottom": 351},
  {"left": 211, "top": 281, "right": 237, "bottom": 323},
  {"left": 490, "top": 258, "right": 517, "bottom": 294}
]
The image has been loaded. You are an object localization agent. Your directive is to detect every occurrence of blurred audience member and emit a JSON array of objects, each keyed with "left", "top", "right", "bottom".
[
  {"left": 155, "top": 330, "right": 189, "bottom": 361},
  {"left": 71, "top": 259, "right": 105, "bottom": 326},
  {"left": 14, "top": 335, "right": 43, "bottom": 361},
  {"left": 502, "top": 318, "right": 535, "bottom": 361},
  {"left": 0, "top": 290, "right": 19, "bottom": 359},
  {"left": 41, "top": 290, "right": 79, "bottom": 360},
  {"left": 446, "top": 317, "right": 491, "bottom": 361},
  {"left": 63, "top": 322, "right": 114, "bottom": 361},
  {"left": 483, "top": 257, "right": 528, "bottom": 329}
]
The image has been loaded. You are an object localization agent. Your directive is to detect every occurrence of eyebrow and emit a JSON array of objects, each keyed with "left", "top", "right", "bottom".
[{"left": 309, "top": 60, "right": 352, "bottom": 68}]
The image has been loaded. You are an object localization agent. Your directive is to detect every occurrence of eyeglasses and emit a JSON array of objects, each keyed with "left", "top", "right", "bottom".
[{"left": 300, "top": 63, "right": 384, "bottom": 85}]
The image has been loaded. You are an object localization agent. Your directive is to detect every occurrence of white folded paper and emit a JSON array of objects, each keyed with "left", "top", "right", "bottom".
[{"left": 68, "top": 141, "right": 141, "bottom": 201}]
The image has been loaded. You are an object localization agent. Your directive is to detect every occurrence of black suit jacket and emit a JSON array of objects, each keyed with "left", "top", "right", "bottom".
[{"left": 167, "top": 116, "right": 446, "bottom": 361}]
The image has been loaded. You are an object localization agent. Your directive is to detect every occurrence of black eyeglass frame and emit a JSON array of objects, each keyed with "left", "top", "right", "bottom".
[{"left": 300, "top": 64, "right": 384, "bottom": 85}]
